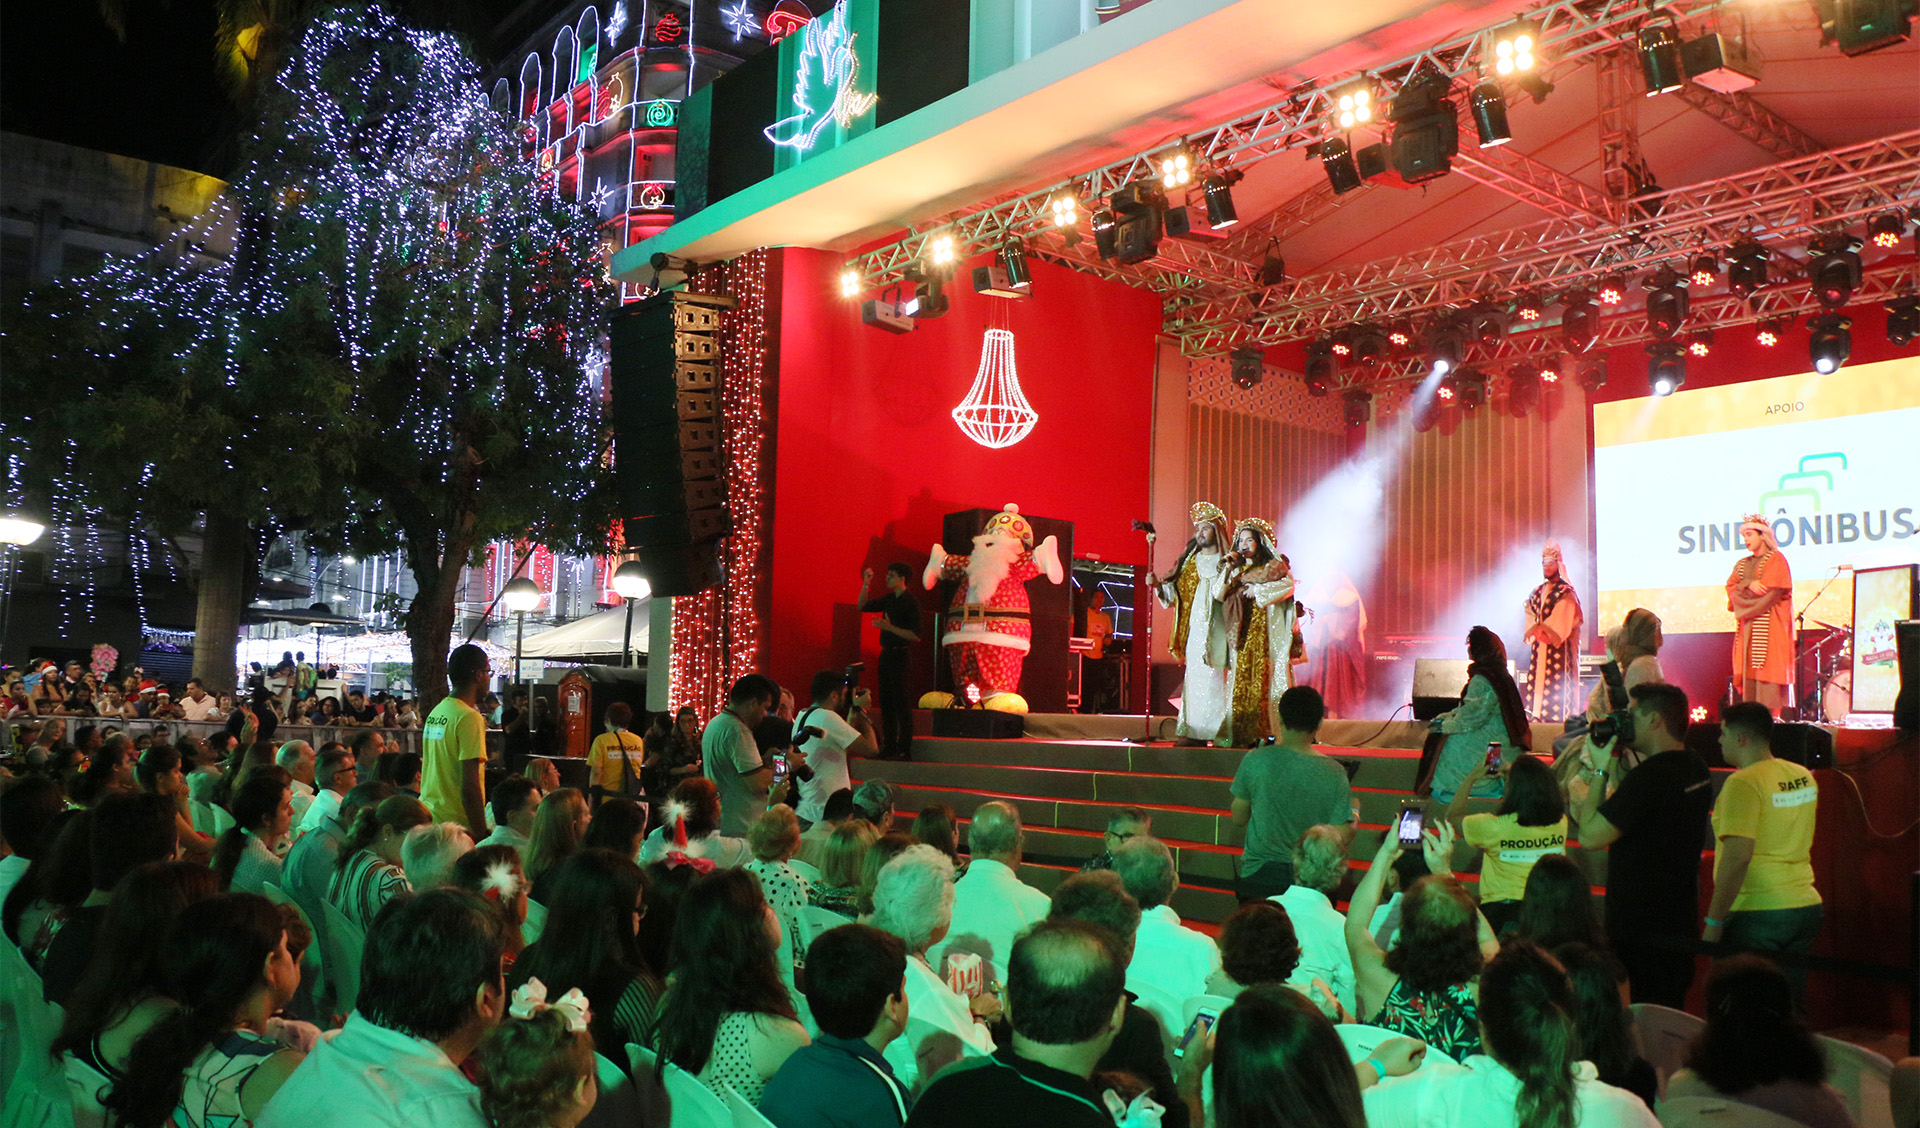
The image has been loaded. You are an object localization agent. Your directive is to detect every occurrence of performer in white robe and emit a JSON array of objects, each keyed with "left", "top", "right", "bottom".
[
  {"left": 1220, "top": 519, "right": 1301, "bottom": 746},
  {"left": 1522, "top": 540, "right": 1585, "bottom": 721},
  {"left": 1148, "top": 502, "right": 1234, "bottom": 744}
]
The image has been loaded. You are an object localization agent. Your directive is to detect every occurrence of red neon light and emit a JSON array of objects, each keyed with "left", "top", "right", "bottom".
[
  {"left": 766, "top": 0, "right": 813, "bottom": 42},
  {"left": 653, "top": 12, "right": 684, "bottom": 43}
]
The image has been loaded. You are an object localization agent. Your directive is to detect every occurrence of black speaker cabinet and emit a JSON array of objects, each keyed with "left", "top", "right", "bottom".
[
  {"left": 1771, "top": 722, "right": 1834, "bottom": 769},
  {"left": 930, "top": 710, "right": 1025, "bottom": 739},
  {"left": 1895, "top": 620, "right": 1919, "bottom": 731},
  {"left": 1412, "top": 658, "right": 1470, "bottom": 721}
]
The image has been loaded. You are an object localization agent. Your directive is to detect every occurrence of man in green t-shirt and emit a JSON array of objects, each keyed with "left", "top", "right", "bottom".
[{"left": 421, "top": 644, "right": 492, "bottom": 839}]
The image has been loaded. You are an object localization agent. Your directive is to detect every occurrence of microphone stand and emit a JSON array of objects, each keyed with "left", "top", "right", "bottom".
[
  {"left": 1794, "top": 565, "right": 1847, "bottom": 723},
  {"left": 1130, "top": 520, "right": 1159, "bottom": 744}
]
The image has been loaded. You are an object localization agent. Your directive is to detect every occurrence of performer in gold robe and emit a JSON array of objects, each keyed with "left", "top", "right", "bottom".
[
  {"left": 1727, "top": 514, "right": 1794, "bottom": 711},
  {"left": 1523, "top": 540, "right": 1585, "bottom": 721},
  {"left": 1219, "top": 518, "right": 1301, "bottom": 746},
  {"left": 1148, "top": 502, "right": 1234, "bottom": 744}
]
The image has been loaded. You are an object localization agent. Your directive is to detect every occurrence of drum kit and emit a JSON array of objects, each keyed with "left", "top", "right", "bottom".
[{"left": 1804, "top": 619, "right": 1852, "bottom": 725}]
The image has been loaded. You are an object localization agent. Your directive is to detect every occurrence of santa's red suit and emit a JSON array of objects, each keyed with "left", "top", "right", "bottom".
[{"left": 922, "top": 504, "right": 1064, "bottom": 709}]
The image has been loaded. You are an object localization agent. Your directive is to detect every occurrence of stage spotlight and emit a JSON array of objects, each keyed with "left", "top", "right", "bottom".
[
  {"left": 1388, "top": 320, "right": 1415, "bottom": 349},
  {"left": 1515, "top": 291, "right": 1544, "bottom": 323},
  {"left": 1727, "top": 240, "right": 1769, "bottom": 296},
  {"left": 1049, "top": 191, "right": 1079, "bottom": 228},
  {"left": 1870, "top": 212, "right": 1907, "bottom": 248},
  {"left": 1320, "top": 136, "right": 1364, "bottom": 195},
  {"left": 1330, "top": 78, "right": 1375, "bottom": 129},
  {"left": 1390, "top": 72, "right": 1459, "bottom": 184},
  {"left": 1646, "top": 342, "right": 1686, "bottom": 395},
  {"left": 1229, "top": 346, "right": 1265, "bottom": 389},
  {"left": 1491, "top": 19, "right": 1541, "bottom": 75},
  {"left": 1507, "top": 364, "right": 1542, "bottom": 415},
  {"left": 1331, "top": 327, "right": 1353, "bottom": 358},
  {"left": 1577, "top": 354, "right": 1609, "bottom": 393},
  {"left": 1538, "top": 355, "right": 1561, "bottom": 384},
  {"left": 1822, "top": 0, "right": 1913, "bottom": 56},
  {"left": 1304, "top": 341, "right": 1336, "bottom": 396},
  {"left": 1561, "top": 289, "right": 1598, "bottom": 349},
  {"left": 1755, "top": 318, "right": 1783, "bottom": 346},
  {"left": 860, "top": 295, "right": 916, "bottom": 334},
  {"left": 1257, "top": 244, "right": 1287, "bottom": 287},
  {"left": 1351, "top": 325, "right": 1390, "bottom": 368},
  {"left": 1202, "top": 171, "right": 1241, "bottom": 229},
  {"left": 1437, "top": 373, "right": 1458, "bottom": 401},
  {"left": 972, "top": 244, "right": 1032, "bottom": 299},
  {"left": 1687, "top": 327, "right": 1714, "bottom": 357},
  {"left": 1467, "top": 304, "right": 1509, "bottom": 346},
  {"left": 927, "top": 233, "right": 957, "bottom": 269},
  {"left": 1090, "top": 208, "right": 1118, "bottom": 259},
  {"left": 1637, "top": 17, "right": 1686, "bottom": 95},
  {"left": 1808, "top": 313, "right": 1853, "bottom": 373},
  {"left": 1886, "top": 297, "right": 1920, "bottom": 346},
  {"left": 1689, "top": 253, "right": 1719, "bottom": 288},
  {"left": 1425, "top": 320, "right": 1465, "bottom": 375},
  {"left": 1106, "top": 182, "right": 1167, "bottom": 265},
  {"left": 1000, "top": 241, "right": 1031, "bottom": 291},
  {"left": 1160, "top": 145, "right": 1194, "bottom": 190},
  {"left": 1597, "top": 273, "right": 1628, "bottom": 306},
  {"left": 1683, "top": 31, "right": 1762, "bottom": 92},
  {"left": 1455, "top": 368, "right": 1488, "bottom": 411},
  {"left": 899, "top": 264, "right": 951, "bottom": 319},
  {"left": 1470, "top": 82, "right": 1512, "bottom": 147},
  {"left": 1644, "top": 267, "right": 1689, "bottom": 339},
  {"left": 1342, "top": 389, "right": 1373, "bottom": 428},
  {"left": 839, "top": 265, "right": 861, "bottom": 298},
  {"left": 1807, "top": 234, "right": 1863, "bottom": 308}
]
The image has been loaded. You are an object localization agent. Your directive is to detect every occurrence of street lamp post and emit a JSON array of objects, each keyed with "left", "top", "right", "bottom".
[
  {"left": 611, "top": 562, "right": 651, "bottom": 669},
  {"left": 0, "top": 510, "right": 48, "bottom": 666},
  {"left": 501, "top": 577, "right": 543, "bottom": 727}
]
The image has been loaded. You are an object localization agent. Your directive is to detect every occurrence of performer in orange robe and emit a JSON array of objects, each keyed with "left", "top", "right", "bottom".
[{"left": 1726, "top": 513, "right": 1794, "bottom": 712}]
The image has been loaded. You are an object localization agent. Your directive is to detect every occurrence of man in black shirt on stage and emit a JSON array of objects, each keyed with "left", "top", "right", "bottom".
[
  {"left": 1568, "top": 681, "right": 1715, "bottom": 1007},
  {"left": 859, "top": 564, "right": 922, "bottom": 760}
]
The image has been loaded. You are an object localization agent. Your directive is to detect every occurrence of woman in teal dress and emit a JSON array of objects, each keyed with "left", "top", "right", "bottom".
[{"left": 1426, "top": 626, "right": 1533, "bottom": 804}]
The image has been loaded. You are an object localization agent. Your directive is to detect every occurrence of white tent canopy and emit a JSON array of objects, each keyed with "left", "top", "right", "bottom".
[{"left": 519, "top": 601, "right": 649, "bottom": 660}]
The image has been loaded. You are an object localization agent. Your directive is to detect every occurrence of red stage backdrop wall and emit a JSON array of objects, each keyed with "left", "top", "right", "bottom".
[{"left": 765, "top": 247, "right": 1164, "bottom": 697}]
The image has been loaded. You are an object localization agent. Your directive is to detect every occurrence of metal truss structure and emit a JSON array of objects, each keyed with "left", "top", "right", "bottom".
[{"left": 840, "top": 0, "right": 1917, "bottom": 374}]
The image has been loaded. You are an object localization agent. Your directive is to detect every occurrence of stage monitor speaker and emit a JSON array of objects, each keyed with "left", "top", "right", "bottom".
[
  {"left": 1895, "top": 620, "right": 1919, "bottom": 731},
  {"left": 609, "top": 290, "right": 738, "bottom": 581},
  {"left": 1685, "top": 722, "right": 1729, "bottom": 769},
  {"left": 1412, "top": 658, "right": 1470, "bottom": 720},
  {"left": 1771, "top": 721, "right": 1834, "bottom": 769},
  {"left": 931, "top": 710, "right": 1024, "bottom": 739}
]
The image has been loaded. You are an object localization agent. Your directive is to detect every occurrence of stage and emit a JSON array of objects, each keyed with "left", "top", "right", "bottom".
[{"left": 865, "top": 710, "right": 1919, "bottom": 1036}]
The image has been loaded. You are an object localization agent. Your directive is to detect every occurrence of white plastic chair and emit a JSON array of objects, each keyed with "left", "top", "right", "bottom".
[
  {"left": 1818, "top": 1034, "right": 1896, "bottom": 1128},
  {"left": 191, "top": 798, "right": 217, "bottom": 835},
  {"left": 522, "top": 899, "right": 548, "bottom": 946},
  {"left": 622, "top": 1043, "right": 674, "bottom": 1128},
  {"left": 212, "top": 805, "right": 236, "bottom": 835},
  {"left": 661, "top": 1061, "right": 730, "bottom": 1128},
  {"left": 261, "top": 882, "right": 325, "bottom": 1001},
  {"left": 320, "top": 899, "right": 366, "bottom": 1015},
  {"left": 1656, "top": 1096, "right": 1810, "bottom": 1127},
  {"left": 1, "top": 941, "right": 75, "bottom": 1128},
  {"left": 62, "top": 1053, "right": 111, "bottom": 1128},
  {"left": 1333, "top": 1023, "right": 1459, "bottom": 1069},
  {"left": 1631, "top": 1003, "right": 1706, "bottom": 1098},
  {"left": 786, "top": 858, "right": 822, "bottom": 883},
  {"left": 797, "top": 905, "right": 853, "bottom": 951},
  {"left": 1128, "top": 980, "right": 1186, "bottom": 1065},
  {"left": 579, "top": 1052, "right": 643, "bottom": 1128},
  {"left": 723, "top": 1081, "right": 780, "bottom": 1128}
]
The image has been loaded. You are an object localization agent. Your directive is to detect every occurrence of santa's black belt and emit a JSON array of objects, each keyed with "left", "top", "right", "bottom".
[{"left": 946, "top": 607, "right": 1031, "bottom": 622}]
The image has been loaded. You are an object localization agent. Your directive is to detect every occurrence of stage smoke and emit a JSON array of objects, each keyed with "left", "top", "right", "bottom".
[
  {"left": 1276, "top": 399, "right": 1421, "bottom": 597},
  {"left": 1420, "top": 541, "right": 1586, "bottom": 675}
]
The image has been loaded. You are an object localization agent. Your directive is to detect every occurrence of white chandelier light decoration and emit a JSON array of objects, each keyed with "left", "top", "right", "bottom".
[{"left": 953, "top": 327, "right": 1038, "bottom": 448}]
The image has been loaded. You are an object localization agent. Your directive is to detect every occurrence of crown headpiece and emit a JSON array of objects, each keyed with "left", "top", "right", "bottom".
[
  {"left": 981, "top": 503, "right": 1035, "bottom": 547},
  {"left": 1190, "top": 501, "right": 1226, "bottom": 526},
  {"left": 1234, "top": 516, "right": 1275, "bottom": 542}
]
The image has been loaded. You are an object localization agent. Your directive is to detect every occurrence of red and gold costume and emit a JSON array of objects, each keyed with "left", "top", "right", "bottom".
[{"left": 1727, "top": 513, "right": 1794, "bottom": 711}]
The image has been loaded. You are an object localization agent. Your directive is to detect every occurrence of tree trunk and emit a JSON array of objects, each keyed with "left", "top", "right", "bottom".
[
  {"left": 404, "top": 508, "right": 480, "bottom": 713},
  {"left": 192, "top": 511, "right": 249, "bottom": 694}
]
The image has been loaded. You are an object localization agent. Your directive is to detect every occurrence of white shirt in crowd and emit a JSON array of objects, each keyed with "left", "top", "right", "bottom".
[
  {"left": 884, "top": 954, "right": 994, "bottom": 1092},
  {"left": 931, "top": 857, "right": 1051, "bottom": 969},
  {"left": 1127, "top": 904, "right": 1222, "bottom": 1005},
  {"left": 0, "top": 853, "right": 29, "bottom": 909},
  {"left": 298, "top": 789, "right": 344, "bottom": 836},
  {"left": 257, "top": 1013, "right": 487, "bottom": 1128},
  {"left": 288, "top": 778, "right": 316, "bottom": 825},
  {"left": 179, "top": 693, "right": 221, "bottom": 722},
  {"left": 1363, "top": 1055, "right": 1659, "bottom": 1128},
  {"left": 477, "top": 823, "right": 529, "bottom": 855},
  {"left": 638, "top": 826, "right": 751, "bottom": 868},
  {"left": 1273, "top": 884, "right": 1358, "bottom": 1016},
  {"left": 791, "top": 706, "right": 860, "bottom": 824}
]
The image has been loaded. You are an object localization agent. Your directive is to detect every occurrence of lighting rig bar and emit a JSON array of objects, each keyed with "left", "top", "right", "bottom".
[
  {"left": 846, "top": 0, "right": 1748, "bottom": 292},
  {"left": 1309, "top": 264, "right": 1918, "bottom": 398},
  {"left": 1671, "top": 84, "right": 1827, "bottom": 162},
  {"left": 1170, "top": 130, "right": 1920, "bottom": 354}
]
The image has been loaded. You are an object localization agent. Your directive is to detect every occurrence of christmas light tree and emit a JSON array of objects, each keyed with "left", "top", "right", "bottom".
[{"left": 3, "top": 4, "right": 618, "bottom": 699}]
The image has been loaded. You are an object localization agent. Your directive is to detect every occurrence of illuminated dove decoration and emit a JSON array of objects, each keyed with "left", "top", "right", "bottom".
[{"left": 763, "top": 2, "right": 876, "bottom": 151}]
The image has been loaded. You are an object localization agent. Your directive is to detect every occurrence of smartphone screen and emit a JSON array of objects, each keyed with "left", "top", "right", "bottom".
[
  {"left": 1176, "top": 1009, "right": 1219, "bottom": 1057},
  {"left": 1397, "top": 806, "right": 1424, "bottom": 847},
  {"left": 771, "top": 754, "right": 788, "bottom": 784},
  {"left": 1485, "top": 741, "right": 1503, "bottom": 772}
]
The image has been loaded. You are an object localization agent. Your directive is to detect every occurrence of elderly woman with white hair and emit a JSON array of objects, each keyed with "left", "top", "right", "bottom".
[
  {"left": 866, "top": 844, "right": 997, "bottom": 1092},
  {"left": 400, "top": 821, "right": 475, "bottom": 892}
]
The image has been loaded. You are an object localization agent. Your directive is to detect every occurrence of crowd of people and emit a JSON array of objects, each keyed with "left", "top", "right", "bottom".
[{"left": 0, "top": 634, "right": 1885, "bottom": 1128}]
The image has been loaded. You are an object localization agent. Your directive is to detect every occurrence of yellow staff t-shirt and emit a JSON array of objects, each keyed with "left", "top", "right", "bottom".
[
  {"left": 1712, "top": 757, "right": 1821, "bottom": 913},
  {"left": 1460, "top": 812, "right": 1569, "bottom": 904},
  {"left": 420, "top": 695, "right": 487, "bottom": 827},
  {"left": 588, "top": 729, "right": 645, "bottom": 793}
]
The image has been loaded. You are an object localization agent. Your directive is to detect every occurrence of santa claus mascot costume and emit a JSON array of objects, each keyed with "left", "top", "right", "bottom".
[{"left": 919, "top": 504, "right": 1065, "bottom": 713}]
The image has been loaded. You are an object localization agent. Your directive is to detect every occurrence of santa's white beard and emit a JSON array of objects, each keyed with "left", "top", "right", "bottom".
[{"left": 965, "top": 548, "right": 1016, "bottom": 604}]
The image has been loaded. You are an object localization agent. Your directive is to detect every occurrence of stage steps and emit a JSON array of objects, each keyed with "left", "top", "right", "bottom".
[{"left": 850, "top": 722, "right": 1678, "bottom": 926}]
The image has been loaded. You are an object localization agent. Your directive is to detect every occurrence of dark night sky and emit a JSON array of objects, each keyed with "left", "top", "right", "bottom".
[{"left": 1, "top": 1, "right": 527, "bottom": 178}]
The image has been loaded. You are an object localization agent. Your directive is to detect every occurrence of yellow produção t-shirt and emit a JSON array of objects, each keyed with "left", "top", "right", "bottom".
[
  {"left": 588, "top": 729, "right": 645, "bottom": 793},
  {"left": 420, "top": 695, "right": 487, "bottom": 826},
  {"left": 1712, "top": 757, "right": 1821, "bottom": 912},
  {"left": 1461, "top": 812, "right": 1569, "bottom": 904}
]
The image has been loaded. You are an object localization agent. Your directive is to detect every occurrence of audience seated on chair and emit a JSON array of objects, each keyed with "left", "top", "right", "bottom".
[
  {"left": 327, "top": 793, "right": 431, "bottom": 930},
  {"left": 933, "top": 801, "right": 1050, "bottom": 970},
  {"left": 807, "top": 818, "right": 876, "bottom": 918},
  {"left": 510, "top": 848, "right": 663, "bottom": 1065},
  {"left": 1662, "top": 955, "right": 1855, "bottom": 1128},
  {"left": 282, "top": 780, "right": 393, "bottom": 935},
  {"left": 1194, "top": 982, "right": 1423, "bottom": 1128},
  {"left": 1112, "top": 836, "right": 1221, "bottom": 1005},
  {"left": 479, "top": 775, "right": 541, "bottom": 856},
  {"left": 746, "top": 805, "right": 814, "bottom": 972},
  {"left": 1269, "top": 824, "right": 1358, "bottom": 1016},
  {"left": 761, "top": 923, "right": 914, "bottom": 1128},
  {"left": 474, "top": 978, "right": 600, "bottom": 1128},
  {"left": 526, "top": 787, "right": 590, "bottom": 904},
  {"left": 42, "top": 790, "right": 180, "bottom": 1006},
  {"left": 795, "top": 788, "right": 856, "bottom": 870},
  {"left": 213, "top": 769, "right": 294, "bottom": 896},
  {"left": 402, "top": 821, "right": 476, "bottom": 891},
  {"left": 0, "top": 775, "right": 67, "bottom": 909},
  {"left": 638, "top": 777, "right": 750, "bottom": 868},
  {"left": 1556, "top": 942, "right": 1659, "bottom": 1109},
  {"left": 869, "top": 844, "right": 996, "bottom": 1092}
]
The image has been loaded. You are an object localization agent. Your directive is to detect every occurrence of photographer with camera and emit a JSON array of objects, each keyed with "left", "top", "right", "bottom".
[
  {"left": 792, "top": 669, "right": 880, "bottom": 829},
  {"left": 1567, "top": 682, "right": 1712, "bottom": 1007},
  {"left": 1553, "top": 608, "right": 1665, "bottom": 793}
]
